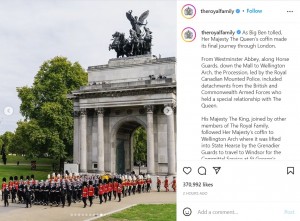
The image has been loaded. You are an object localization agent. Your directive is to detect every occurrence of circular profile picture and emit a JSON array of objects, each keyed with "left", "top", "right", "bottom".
[
  {"left": 181, "top": 4, "right": 196, "bottom": 19},
  {"left": 181, "top": 27, "right": 196, "bottom": 42}
]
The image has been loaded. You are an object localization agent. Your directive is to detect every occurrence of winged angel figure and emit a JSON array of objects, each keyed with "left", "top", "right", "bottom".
[{"left": 126, "top": 10, "right": 149, "bottom": 36}]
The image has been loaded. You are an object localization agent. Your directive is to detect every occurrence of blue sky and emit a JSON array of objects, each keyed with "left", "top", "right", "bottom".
[{"left": 0, "top": 0, "right": 176, "bottom": 134}]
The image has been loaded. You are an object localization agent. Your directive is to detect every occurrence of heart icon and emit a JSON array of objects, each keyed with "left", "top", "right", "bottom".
[{"left": 183, "top": 167, "right": 192, "bottom": 175}]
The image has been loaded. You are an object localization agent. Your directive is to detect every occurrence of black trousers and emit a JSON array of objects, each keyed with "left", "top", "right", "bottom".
[
  {"left": 128, "top": 186, "right": 132, "bottom": 196},
  {"left": 43, "top": 191, "right": 49, "bottom": 205},
  {"left": 25, "top": 197, "right": 31, "bottom": 208},
  {"left": 147, "top": 184, "right": 151, "bottom": 192},
  {"left": 12, "top": 192, "right": 16, "bottom": 202},
  {"left": 82, "top": 197, "right": 87, "bottom": 207},
  {"left": 88, "top": 196, "right": 93, "bottom": 206},
  {"left": 61, "top": 195, "right": 65, "bottom": 207},
  {"left": 67, "top": 195, "right": 72, "bottom": 206},
  {"left": 4, "top": 196, "right": 9, "bottom": 206},
  {"left": 117, "top": 193, "right": 121, "bottom": 202}
]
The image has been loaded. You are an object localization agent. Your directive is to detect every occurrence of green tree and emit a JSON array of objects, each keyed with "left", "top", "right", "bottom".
[
  {"left": 133, "top": 126, "right": 147, "bottom": 165},
  {"left": 0, "top": 131, "right": 14, "bottom": 153},
  {"left": 16, "top": 56, "right": 87, "bottom": 169}
]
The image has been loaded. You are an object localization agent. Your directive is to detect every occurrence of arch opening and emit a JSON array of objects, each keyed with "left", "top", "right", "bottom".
[{"left": 115, "top": 121, "right": 147, "bottom": 174}]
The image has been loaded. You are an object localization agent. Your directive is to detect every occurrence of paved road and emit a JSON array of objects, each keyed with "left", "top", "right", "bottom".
[{"left": 0, "top": 191, "right": 176, "bottom": 221}]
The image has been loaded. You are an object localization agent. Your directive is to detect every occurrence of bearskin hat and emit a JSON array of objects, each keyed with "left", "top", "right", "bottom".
[
  {"left": 10, "top": 176, "right": 13, "bottom": 181},
  {"left": 2, "top": 177, "right": 6, "bottom": 182},
  {"left": 89, "top": 180, "right": 93, "bottom": 185},
  {"left": 14, "top": 176, "right": 18, "bottom": 181},
  {"left": 31, "top": 174, "right": 34, "bottom": 179},
  {"left": 20, "top": 175, "right": 24, "bottom": 180},
  {"left": 26, "top": 175, "right": 30, "bottom": 180}
]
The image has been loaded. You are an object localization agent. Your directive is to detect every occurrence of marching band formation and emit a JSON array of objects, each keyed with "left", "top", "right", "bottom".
[{"left": 1, "top": 173, "right": 176, "bottom": 208}]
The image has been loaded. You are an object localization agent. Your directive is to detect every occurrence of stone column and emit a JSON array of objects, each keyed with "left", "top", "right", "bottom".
[
  {"left": 73, "top": 111, "right": 80, "bottom": 165},
  {"left": 166, "top": 104, "right": 176, "bottom": 175},
  {"left": 80, "top": 108, "right": 87, "bottom": 173},
  {"left": 145, "top": 105, "right": 155, "bottom": 175},
  {"left": 96, "top": 108, "right": 105, "bottom": 174}
]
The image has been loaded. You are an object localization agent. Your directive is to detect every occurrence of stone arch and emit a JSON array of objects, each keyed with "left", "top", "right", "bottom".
[{"left": 110, "top": 116, "right": 147, "bottom": 174}]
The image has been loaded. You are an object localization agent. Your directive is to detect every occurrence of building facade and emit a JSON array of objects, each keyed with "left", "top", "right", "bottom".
[{"left": 69, "top": 54, "right": 176, "bottom": 175}]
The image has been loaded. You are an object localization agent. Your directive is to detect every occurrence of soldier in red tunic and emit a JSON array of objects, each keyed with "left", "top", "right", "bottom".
[
  {"left": 146, "top": 174, "right": 152, "bottom": 192},
  {"left": 171, "top": 176, "right": 176, "bottom": 192},
  {"left": 98, "top": 179, "right": 104, "bottom": 204},
  {"left": 117, "top": 179, "right": 123, "bottom": 202},
  {"left": 2, "top": 177, "right": 7, "bottom": 204},
  {"left": 137, "top": 175, "right": 142, "bottom": 194},
  {"left": 128, "top": 176, "right": 132, "bottom": 196},
  {"left": 108, "top": 178, "right": 113, "bottom": 201},
  {"left": 82, "top": 182, "right": 88, "bottom": 208},
  {"left": 113, "top": 177, "right": 118, "bottom": 200},
  {"left": 157, "top": 176, "right": 161, "bottom": 192},
  {"left": 132, "top": 176, "right": 137, "bottom": 195},
  {"left": 88, "top": 181, "right": 94, "bottom": 207},
  {"left": 103, "top": 179, "right": 108, "bottom": 203},
  {"left": 8, "top": 176, "right": 13, "bottom": 200},
  {"left": 164, "top": 176, "right": 169, "bottom": 192}
]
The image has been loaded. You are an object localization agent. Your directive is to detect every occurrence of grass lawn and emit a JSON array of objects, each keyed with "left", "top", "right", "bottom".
[
  {"left": 0, "top": 165, "right": 52, "bottom": 182},
  {"left": 2, "top": 155, "right": 59, "bottom": 165},
  {"left": 98, "top": 204, "right": 176, "bottom": 221}
]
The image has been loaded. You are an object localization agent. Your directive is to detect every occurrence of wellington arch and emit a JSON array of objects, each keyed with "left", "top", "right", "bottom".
[{"left": 69, "top": 54, "right": 176, "bottom": 175}]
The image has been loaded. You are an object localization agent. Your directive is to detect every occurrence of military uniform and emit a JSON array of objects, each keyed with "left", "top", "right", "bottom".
[
  {"left": 61, "top": 183, "right": 66, "bottom": 208},
  {"left": 88, "top": 181, "right": 94, "bottom": 207},
  {"left": 117, "top": 179, "right": 123, "bottom": 202},
  {"left": 66, "top": 182, "right": 73, "bottom": 206},
  {"left": 82, "top": 182, "right": 88, "bottom": 208},
  {"left": 98, "top": 181, "right": 103, "bottom": 204},
  {"left": 24, "top": 185, "right": 32, "bottom": 208},
  {"left": 113, "top": 178, "right": 118, "bottom": 200},
  {"left": 43, "top": 181, "right": 50, "bottom": 205},
  {"left": 103, "top": 179, "right": 108, "bottom": 202},
  {"left": 132, "top": 176, "right": 137, "bottom": 195},
  {"left": 4, "top": 187, "right": 9, "bottom": 207},
  {"left": 164, "top": 176, "right": 169, "bottom": 192},
  {"left": 18, "top": 177, "right": 24, "bottom": 203},
  {"left": 49, "top": 182, "right": 56, "bottom": 206},
  {"left": 157, "top": 176, "right": 161, "bottom": 192},
  {"left": 171, "top": 177, "right": 176, "bottom": 192},
  {"left": 2, "top": 177, "right": 7, "bottom": 201}
]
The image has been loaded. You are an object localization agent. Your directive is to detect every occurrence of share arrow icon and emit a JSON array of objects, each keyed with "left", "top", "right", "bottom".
[{"left": 213, "top": 167, "right": 221, "bottom": 174}]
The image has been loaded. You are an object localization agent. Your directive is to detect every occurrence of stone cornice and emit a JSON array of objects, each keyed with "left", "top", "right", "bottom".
[
  {"left": 88, "top": 56, "right": 176, "bottom": 71},
  {"left": 72, "top": 86, "right": 176, "bottom": 99}
]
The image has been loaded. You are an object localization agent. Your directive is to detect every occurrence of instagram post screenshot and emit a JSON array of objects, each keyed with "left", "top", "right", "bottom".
[{"left": 0, "top": 0, "right": 299, "bottom": 220}]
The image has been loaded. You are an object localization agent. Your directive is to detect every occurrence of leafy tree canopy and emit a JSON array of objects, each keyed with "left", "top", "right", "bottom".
[{"left": 16, "top": 56, "right": 87, "bottom": 160}]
